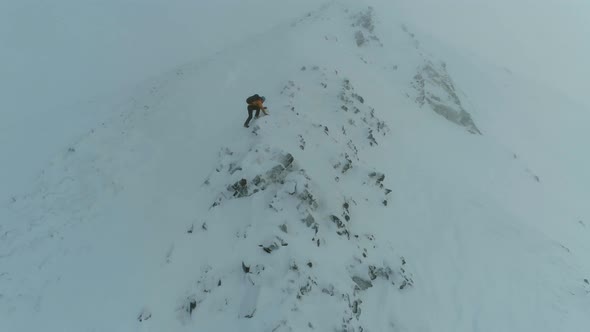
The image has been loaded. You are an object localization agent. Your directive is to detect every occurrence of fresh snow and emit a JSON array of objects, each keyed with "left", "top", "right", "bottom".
[{"left": 1, "top": 1, "right": 590, "bottom": 331}]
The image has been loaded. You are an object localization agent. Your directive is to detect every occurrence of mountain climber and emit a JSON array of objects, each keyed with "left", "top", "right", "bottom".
[{"left": 244, "top": 94, "right": 268, "bottom": 128}]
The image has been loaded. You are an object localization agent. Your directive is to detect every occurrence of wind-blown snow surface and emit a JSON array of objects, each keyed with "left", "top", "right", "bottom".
[{"left": 2, "top": 1, "right": 590, "bottom": 331}]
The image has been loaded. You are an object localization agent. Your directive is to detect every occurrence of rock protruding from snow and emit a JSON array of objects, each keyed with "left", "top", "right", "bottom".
[
  {"left": 412, "top": 61, "right": 482, "bottom": 134},
  {"left": 351, "top": 7, "right": 382, "bottom": 48},
  {"left": 183, "top": 128, "right": 412, "bottom": 331}
]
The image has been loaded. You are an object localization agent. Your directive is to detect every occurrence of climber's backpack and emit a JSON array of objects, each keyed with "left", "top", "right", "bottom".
[{"left": 246, "top": 94, "right": 261, "bottom": 104}]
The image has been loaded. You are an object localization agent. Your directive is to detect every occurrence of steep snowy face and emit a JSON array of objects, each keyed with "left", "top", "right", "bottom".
[{"left": 2, "top": 1, "right": 590, "bottom": 332}]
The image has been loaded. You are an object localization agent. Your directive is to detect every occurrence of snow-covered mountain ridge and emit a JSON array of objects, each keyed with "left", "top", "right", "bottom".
[{"left": 1, "top": 1, "right": 590, "bottom": 331}]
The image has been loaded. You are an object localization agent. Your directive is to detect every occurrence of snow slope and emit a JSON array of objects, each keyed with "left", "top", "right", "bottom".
[{"left": 2, "top": 1, "right": 590, "bottom": 331}]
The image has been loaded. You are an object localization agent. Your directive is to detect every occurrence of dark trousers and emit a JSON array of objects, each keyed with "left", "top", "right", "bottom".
[{"left": 244, "top": 105, "right": 261, "bottom": 127}]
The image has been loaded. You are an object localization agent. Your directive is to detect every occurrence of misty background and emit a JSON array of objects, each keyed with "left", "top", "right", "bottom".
[{"left": 1, "top": 0, "right": 589, "bottom": 199}]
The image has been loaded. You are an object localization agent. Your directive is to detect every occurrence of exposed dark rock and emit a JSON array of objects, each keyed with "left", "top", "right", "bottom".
[
  {"left": 242, "top": 262, "right": 250, "bottom": 274},
  {"left": 231, "top": 178, "right": 249, "bottom": 197},
  {"left": 331, "top": 215, "right": 345, "bottom": 228},
  {"left": 352, "top": 276, "right": 373, "bottom": 290},
  {"left": 352, "top": 93, "right": 364, "bottom": 104},
  {"left": 298, "top": 190, "right": 319, "bottom": 210},
  {"left": 322, "top": 285, "right": 335, "bottom": 296},
  {"left": 137, "top": 308, "right": 152, "bottom": 322},
  {"left": 280, "top": 153, "right": 295, "bottom": 168},
  {"left": 187, "top": 299, "right": 197, "bottom": 315},
  {"left": 353, "top": 7, "right": 375, "bottom": 32},
  {"left": 244, "top": 308, "right": 256, "bottom": 318},
  {"left": 413, "top": 61, "right": 481, "bottom": 134},
  {"left": 302, "top": 213, "right": 315, "bottom": 227},
  {"left": 369, "top": 172, "right": 385, "bottom": 186},
  {"left": 368, "top": 265, "right": 394, "bottom": 281},
  {"left": 279, "top": 224, "right": 288, "bottom": 233}
]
